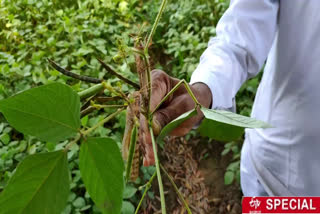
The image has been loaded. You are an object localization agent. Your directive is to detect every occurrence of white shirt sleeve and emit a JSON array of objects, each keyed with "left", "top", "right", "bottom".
[{"left": 190, "top": 0, "right": 279, "bottom": 109}]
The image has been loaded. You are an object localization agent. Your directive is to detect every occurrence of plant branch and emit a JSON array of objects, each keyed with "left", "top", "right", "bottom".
[
  {"left": 94, "top": 96, "right": 123, "bottom": 103},
  {"left": 48, "top": 59, "right": 101, "bottom": 83},
  {"left": 81, "top": 106, "right": 96, "bottom": 118},
  {"left": 82, "top": 108, "right": 124, "bottom": 136},
  {"left": 151, "top": 79, "right": 200, "bottom": 116},
  {"left": 145, "top": 0, "right": 167, "bottom": 52},
  {"left": 102, "top": 82, "right": 129, "bottom": 102},
  {"left": 135, "top": 171, "right": 157, "bottom": 214},
  {"left": 160, "top": 164, "right": 192, "bottom": 214},
  {"left": 149, "top": 127, "right": 166, "bottom": 214},
  {"left": 80, "top": 104, "right": 126, "bottom": 118},
  {"left": 125, "top": 122, "right": 138, "bottom": 182},
  {"left": 64, "top": 133, "right": 81, "bottom": 152},
  {"left": 97, "top": 58, "right": 140, "bottom": 89}
]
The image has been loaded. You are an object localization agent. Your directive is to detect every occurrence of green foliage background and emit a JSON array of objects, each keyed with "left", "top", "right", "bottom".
[{"left": 0, "top": 0, "right": 260, "bottom": 213}]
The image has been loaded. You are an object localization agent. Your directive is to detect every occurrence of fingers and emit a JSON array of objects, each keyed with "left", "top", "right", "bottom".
[
  {"left": 150, "top": 70, "right": 174, "bottom": 112},
  {"left": 152, "top": 93, "right": 197, "bottom": 136}
]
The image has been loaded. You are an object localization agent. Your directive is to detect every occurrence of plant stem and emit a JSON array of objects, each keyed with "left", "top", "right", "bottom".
[
  {"left": 135, "top": 171, "right": 157, "bottom": 214},
  {"left": 143, "top": 0, "right": 167, "bottom": 115},
  {"left": 145, "top": 0, "right": 167, "bottom": 52},
  {"left": 80, "top": 104, "right": 127, "bottom": 118},
  {"left": 151, "top": 80, "right": 200, "bottom": 116},
  {"left": 125, "top": 124, "right": 138, "bottom": 182},
  {"left": 82, "top": 108, "right": 124, "bottom": 136},
  {"left": 160, "top": 164, "right": 192, "bottom": 214},
  {"left": 182, "top": 80, "right": 200, "bottom": 106},
  {"left": 64, "top": 133, "right": 81, "bottom": 152},
  {"left": 102, "top": 82, "right": 129, "bottom": 102},
  {"left": 92, "top": 104, "right": 127, "bottom": 109},
  {"left": 149, "top": 127, "right": 166, "bottom": 214},
  {"left": 78, "top": 83, "right": 104, "bottom": 100}
]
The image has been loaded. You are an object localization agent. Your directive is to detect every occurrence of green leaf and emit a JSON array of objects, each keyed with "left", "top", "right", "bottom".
[
  {"left": 121, "top": 201, "right": 135, "bottom": 214},
  {"left": 0, "top": 83, "right": 80, "bottom": 142},
  {"left": 224, "top": 171, "right": 234, "bottom": 185},
  {"left": 0, "top": 133, "right": 10, "bottom": 145},
  {"left": 198, "top": 107, "right": 271, "bottom": 141},
  {"left": 123, "top": 185, "right": 137, "bottom": 199},
  {"left": 221, "top": 148, "right": 230, "bottom": 156},
  {"left": 73, "top": 197, "right": 86, "bottom": 208},
  {"left": 0, "top": 150, "right": 70, "bottom": 214},
  {"left": 79, "top": 137, "right": 124, "bottom": 214},
  {"left": 156, "top": 108, "right": 197, "bottom": 143}
]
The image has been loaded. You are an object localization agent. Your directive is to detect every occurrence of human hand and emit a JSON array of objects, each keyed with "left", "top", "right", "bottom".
[{"left": 141, "top": 69, "right": 212, "bottom": 166}]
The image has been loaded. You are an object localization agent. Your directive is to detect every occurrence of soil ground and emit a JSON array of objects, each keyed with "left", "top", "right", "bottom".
[{"left": 142, "top": 136, "right": 242, "bottom": 214}]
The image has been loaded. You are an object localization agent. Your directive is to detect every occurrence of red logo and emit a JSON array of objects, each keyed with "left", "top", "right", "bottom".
[{"left": 243, "top": 197, "right": 320, "bottom": 213}]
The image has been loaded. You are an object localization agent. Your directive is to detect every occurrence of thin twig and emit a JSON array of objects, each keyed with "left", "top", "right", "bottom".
[
  {"left": 82, "top": 108, "right": 124, "bottom": 136},
  {"left": 64, "top": 133, "right": 82, "bottom": 152},
  {"left": 151, "top": 79, "right": 200, "bottom": 116},
  {"left": 81, "top": 106, "right": 96, "bottom": 118},
  {"left": 145, "top": 0, "right": 168, "bottom": 51},
  {"left": 160, "top": 164, "right": 192, "bottom": 214},
  {"left": 149, "top": 127, "right": 166, "bottom": 214},
  {"left": 48, "top": 59, "right": 102, "bottom": 83},
  {"left": 80, "top": 104, "right": 126, "bottom": 118},
  {"left": 125, "top": 123, "right": 138, "bottom": 182},
  {"left": 97, "top": 58, "right": 140, "bottom": 89},
  {"left": 94, "top": 96, "right": 123, "bottom": 103},
  {"left": 135, "top": 171, "right": 157, "bottom": 214},
  {"left": 81, "top": 95, "right": 96, "bottom": 111}
]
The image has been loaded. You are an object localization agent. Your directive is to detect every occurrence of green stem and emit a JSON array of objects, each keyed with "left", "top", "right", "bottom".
[
  {"left": 135, "top": 171, "right": 157, "bottom": 214},
  {"left": 149, "top": 127, "right": 166, "bottom": 214},
  {"left": 160, "top": 164, "right": 192, "bottom": 214},
  {"left": 145, "top": 0, "right": 167, "bottom": 52},
  {"left": 182, "top": 80, "right": 200, "bottom": 106},
  {"left": 64, "top": 133, "right": 81, "bottom": 152},
  {"left": 151, "top": 80, "right": 200, "bottom": 116},
  {"left": 92, "top": 104, "right": 127, "bottom": 109},
  {"left": 78, "top": 83, "right": 104, "bottom": 100},
  {"left": 82, "top": 108, "right": 124, "bottom": 136},
  {"left": 125, "top": 123, "right": 138, "bottom": 182},
  {"left": 102, "top": 82, "right": 129, "bottom": 102},
  {"left": 144, "top": 0, "right": 167, "bottom": 116}
]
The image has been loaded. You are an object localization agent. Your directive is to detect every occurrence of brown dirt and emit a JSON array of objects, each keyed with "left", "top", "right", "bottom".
[{"left": 142, "top": 136, "right": 242, "bottom": 214}]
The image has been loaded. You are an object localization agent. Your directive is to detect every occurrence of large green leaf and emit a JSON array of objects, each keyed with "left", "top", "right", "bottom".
[
  {"left": 79, "top": 137, "right": 124, "bottom": 214},
  {"left": 156, "top": 108, "right": 197, "bottom": 143},
  {"left": 198, "top": 107, "right": 271, "bottom": 141},
  {"left": 0, "top": 83, "right": 80, "bottom": 142},
  {"left": 0, "top": 150, "right": 70, "bottom": 214}
]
